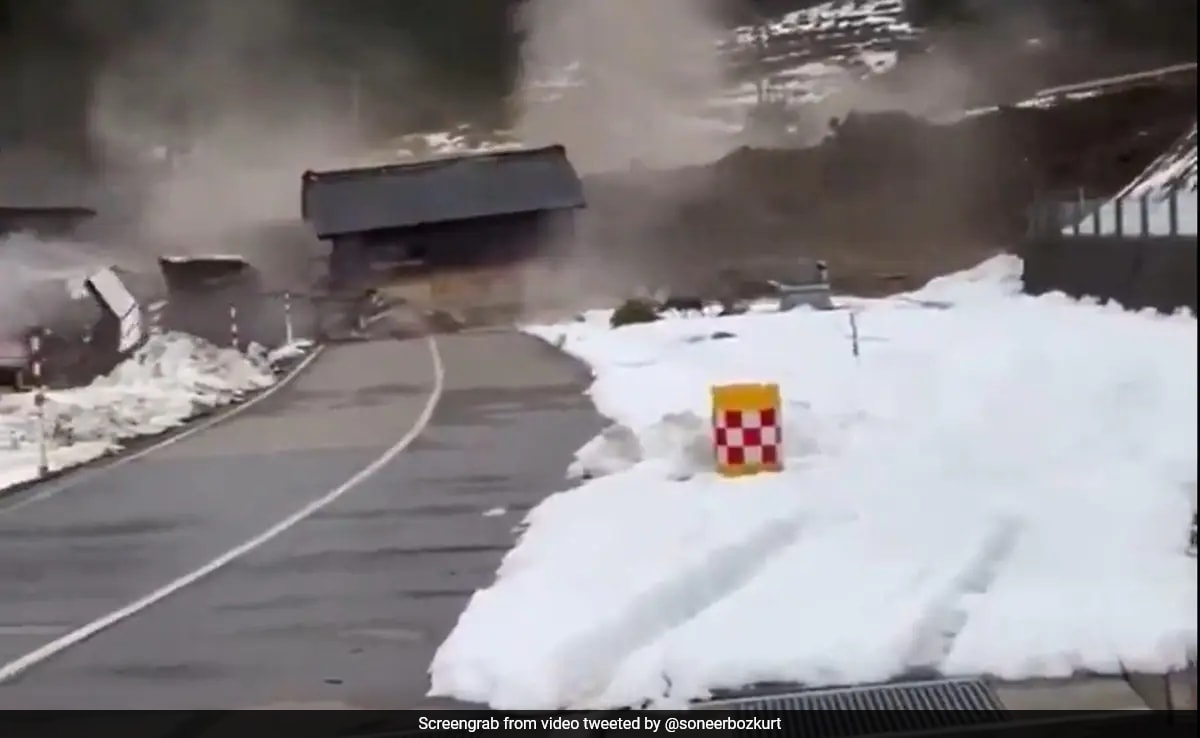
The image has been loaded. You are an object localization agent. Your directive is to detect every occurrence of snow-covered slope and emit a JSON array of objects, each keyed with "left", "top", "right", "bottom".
[
  {"left": 1, "top": 332, "right": 286, "bottom": 491},
  {"left": 719, "top": 0, "right": 919, "bottom": 108},
  {"left": 429, "top": 256, "right": 1197, "bottom": 710},
  {"left": 1123, "top": 122, "right": 1198, "bottom": 198},
  {"left": 522, "top": 1, "right": 918, "bottom": 116}
]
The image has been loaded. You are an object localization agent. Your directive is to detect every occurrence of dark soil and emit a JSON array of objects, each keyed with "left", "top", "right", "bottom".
[{"left": 575, "top": 78, "right": 1197, "bottom": 296}]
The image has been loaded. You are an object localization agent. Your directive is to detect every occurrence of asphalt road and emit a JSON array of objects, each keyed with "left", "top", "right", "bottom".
[{"left": 0, "top": 328, "right": 602, "bottom": 708}]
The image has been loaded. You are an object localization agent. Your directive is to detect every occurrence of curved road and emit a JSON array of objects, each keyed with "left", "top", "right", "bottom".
[{"left": 0, "top": 329, "right": 602, "bottom": 708}]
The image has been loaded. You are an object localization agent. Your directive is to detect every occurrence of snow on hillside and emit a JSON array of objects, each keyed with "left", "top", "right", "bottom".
[
  {"left": 719, "top": 0, "right": 918, "bottom": 108},
  {"left": 429, "top": 256, "right": 1197, "bottom": 710},
  {"left": 1124, "top": 123, "right": 1198, "bottom": 198},
  {"left": 523, "top": 0, "right": 918, "bottom": 119},
  {"left": 1, "top": 333, "right": 282, "bottom": 492}
]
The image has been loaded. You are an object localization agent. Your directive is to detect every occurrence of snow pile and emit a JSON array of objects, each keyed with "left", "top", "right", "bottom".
[
  {"left": 571, "top": 412, "right": 718, "bottom": 482},
  {"left": 429, "top": 255, "right": 1197, "bottom": 710},
  {"left": 570, "top": 395, "right": 822, "bottom": 483},
  {"left": 268, "top": 338, "right": 316, "bottom": 367},
  {"left": 1, "top": 332, "right": 277, "bottom": 491}
]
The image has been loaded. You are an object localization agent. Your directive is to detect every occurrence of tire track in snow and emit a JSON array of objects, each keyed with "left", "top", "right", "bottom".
[
  {"left": 901, "top": 516, "right": 1023, "bottom": 675},
  {"left": 556, "top": 511, "right": 832, "bottom": 708}
]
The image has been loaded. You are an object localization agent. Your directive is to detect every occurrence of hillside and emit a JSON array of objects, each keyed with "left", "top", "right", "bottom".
[
  {"left": 718, "top": 0, "right": 921, "bottom": 109},
  {"left": 1122, "top": 122, "right": 1198, "bottom": 198},
  {"left": 573, "top": 79, "right": 1197, "bottom": 298}
]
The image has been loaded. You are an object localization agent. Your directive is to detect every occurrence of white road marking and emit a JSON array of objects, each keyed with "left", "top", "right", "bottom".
[
  {"left": 0, "top": 346, "right": 327, "bottom": 517},
  {"left": 0, "top": 336, "right": 444, "bottom": 684}
]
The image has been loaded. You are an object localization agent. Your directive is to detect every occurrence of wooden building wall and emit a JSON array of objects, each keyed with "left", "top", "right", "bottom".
[{"left": 329, "top": 208, "right": 576, "bottom": 289}]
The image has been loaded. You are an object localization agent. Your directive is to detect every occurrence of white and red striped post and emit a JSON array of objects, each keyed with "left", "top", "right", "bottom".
[
  {"left": 283, "top": 291, "right": 294, "bottom": 345},
  {"left": 27, "top": 330, "right": 49, "bottom": 477},
  {"left": 229, "top": 304, "right": 240, "bottom": 350}
]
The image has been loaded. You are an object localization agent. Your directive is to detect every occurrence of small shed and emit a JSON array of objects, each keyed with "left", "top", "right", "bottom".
[
  {"left": 300, "top": 145, "right": 586, "bottom": 289},
  {"left": 157, "top": 254, "right": 273, "bottom": 349}
]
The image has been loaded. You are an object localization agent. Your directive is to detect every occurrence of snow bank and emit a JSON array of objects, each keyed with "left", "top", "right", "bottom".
[
  {"left": 1, "top": 332, "right": 279, "bottom": 491},
  {"left": 429, "top": 255, "right": 1198, "bottom": 709},
  {"left": 570, "top": 406, "right": 821, "bottom": 483}
]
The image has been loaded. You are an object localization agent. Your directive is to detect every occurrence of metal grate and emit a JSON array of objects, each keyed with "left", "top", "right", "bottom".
[{"left": 696, "top": 678, "right": 1011, "bottom": 738}]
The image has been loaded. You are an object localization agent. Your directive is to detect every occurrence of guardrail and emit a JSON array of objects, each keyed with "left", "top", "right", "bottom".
[{"left": 1027, "top": 188, "right": 1195, "bottom": 239}]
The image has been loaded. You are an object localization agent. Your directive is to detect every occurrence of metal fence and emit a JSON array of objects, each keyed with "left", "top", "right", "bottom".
[
  {"left": 1021, "top": 188, "right": 1197, "bottom": 313},
  {"left": 1028, "top": 188, "right": 1195, "bottom": 239}
]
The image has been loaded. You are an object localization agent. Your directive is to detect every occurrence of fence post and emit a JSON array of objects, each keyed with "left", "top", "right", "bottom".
[
  {"left": 229, "top": 304, "right": 240, "bottom": 350},
  {"left": 355, "top": 293, "right": 368, "bottom": 332},
  {"left": 27, "top": 330, "right": 49, "bottom": 478},
  {"left": 1168, "top": 189, "right": 1179, "bottom": 236},
  {"left": 149, "top": 301, "right": 165, "bottom": 334},
  {"left": 1114, "top": 193, "right": 1124, "bottom": 237},
  {"left": 283, "top": 291, "right": 294, "bottom": 345},
  {"left": 848, "top": 311, "right": 860, "bottom": 360},
  {"left": 1140, "top": 194, "right": 1150, "bottom": 237}
]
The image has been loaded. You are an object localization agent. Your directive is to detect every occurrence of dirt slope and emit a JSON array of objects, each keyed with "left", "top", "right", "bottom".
[{"left": 575, "top": 79, "right": 1197, "bottom": 296}]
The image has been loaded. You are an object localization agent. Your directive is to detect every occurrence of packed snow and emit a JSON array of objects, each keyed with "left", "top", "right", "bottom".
[
  {"left": 1, "top": 332, "right": 281, "bottom": 492},
  {"left": 428, "top": 255, "right": 1198, "bottom": 710}
]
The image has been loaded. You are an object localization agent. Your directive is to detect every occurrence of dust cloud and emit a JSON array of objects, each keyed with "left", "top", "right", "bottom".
[
  {"left": 82, "top": 0, "right": 371, "bottom": 272},
  {"left": 508, "top": 0, "right": 741, "bottom": 313},
  {"left": 0, "top": 234, "right": 110, "bottom": 337},
  {"left": 512, "top": 0, "right": 733, "bottom": 174}
]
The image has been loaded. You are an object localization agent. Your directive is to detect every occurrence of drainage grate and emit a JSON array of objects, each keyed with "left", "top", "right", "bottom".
[{"left": 697, "top": 678, "right": 1011, "bottom": 738}]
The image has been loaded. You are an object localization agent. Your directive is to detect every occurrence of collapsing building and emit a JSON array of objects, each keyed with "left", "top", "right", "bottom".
[
  {"left": 299, "top": 145, "right": 586, "bottom": 291},
  {"left": 0, "top": 266, "right": 144, "bottom": 389}
]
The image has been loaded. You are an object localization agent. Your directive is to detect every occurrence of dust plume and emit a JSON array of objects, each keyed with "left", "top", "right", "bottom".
[
  {"left": 512, "top": 0, "right": 733, "bottom": 174},
  {"left": 83, "top": 0, "right": 377, "bottom": 272},
  {"left": 0, "top": 234, "right": 109, "bottom": 337},
  {"left": 509, "top": 0, "right": 740, "bottom": 310}
]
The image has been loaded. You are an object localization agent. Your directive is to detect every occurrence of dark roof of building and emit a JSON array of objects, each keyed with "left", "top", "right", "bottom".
[
  {"left": 0, "top": 206, "right": 96, "bottom": 238},
  {"left": 158, "top": 255, "right": 259, "bottom": 293},
  {"left": 300, "top": 145, "right": 585, "bottom": 239}
]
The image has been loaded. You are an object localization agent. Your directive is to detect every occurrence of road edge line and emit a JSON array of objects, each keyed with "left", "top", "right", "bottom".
[
  {"left": 0, "top": 345, "right": 327, "bottom": 515},
  {"left": 0, "top": 334, "right": 444, "bottom": 683}
]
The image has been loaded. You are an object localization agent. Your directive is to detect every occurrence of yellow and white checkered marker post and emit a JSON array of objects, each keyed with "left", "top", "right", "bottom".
[{"left": 711, "top": 383, "right": 783, "bottom": 478}]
